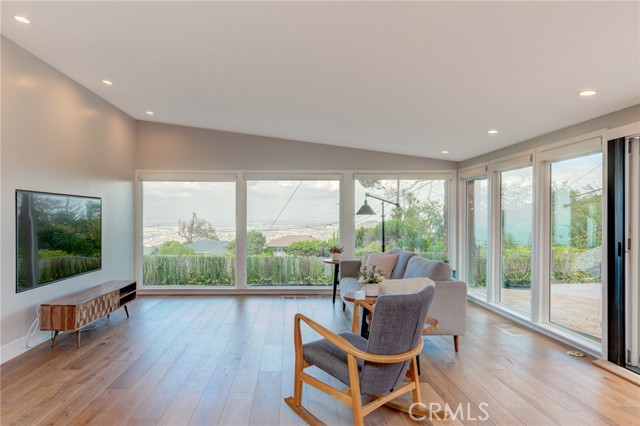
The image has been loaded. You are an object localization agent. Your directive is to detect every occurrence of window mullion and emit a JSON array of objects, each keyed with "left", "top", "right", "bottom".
[{"left": 236, "top": 177, "right": 247, "bottom": 289}]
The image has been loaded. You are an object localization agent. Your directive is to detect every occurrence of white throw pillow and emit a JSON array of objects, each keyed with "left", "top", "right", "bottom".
[
  {"left": 361, "top": 253, "right": 399, "bottom": 279},
  {"left": 380, "top": 277, "right": 435, "bottom": 294}
]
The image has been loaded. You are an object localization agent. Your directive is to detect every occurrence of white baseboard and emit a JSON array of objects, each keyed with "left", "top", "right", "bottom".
[{"left": 1, "top": 331, "right": 51, "bottom": 364}]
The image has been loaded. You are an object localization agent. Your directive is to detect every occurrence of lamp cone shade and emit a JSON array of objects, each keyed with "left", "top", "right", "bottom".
[{"left": 356, "top": 199, "right": 375, "bottom": 215}]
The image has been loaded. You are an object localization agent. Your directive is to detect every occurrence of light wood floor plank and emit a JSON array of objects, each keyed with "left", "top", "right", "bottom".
[
  {"left": 249, "top": 371, "right": 282, "bottom": 426},
  {"left": 218, "top": 392, "right": 253, "bottom": 426}
]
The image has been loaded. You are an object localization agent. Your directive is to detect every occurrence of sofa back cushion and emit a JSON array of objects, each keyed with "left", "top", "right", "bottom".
[
  {"left": 362, "top": 253, "right": 399, "bottom": 279},
  {"left": 404, "top": 256, "right": 451, "bottom": 281},
  {"left": 389, "top": 248, "right": 418, "bottom": 279}
]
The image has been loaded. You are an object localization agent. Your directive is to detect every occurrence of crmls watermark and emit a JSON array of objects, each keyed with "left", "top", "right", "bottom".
[{"left": 409, "top": 402, "right": 490, "bottom": 422}]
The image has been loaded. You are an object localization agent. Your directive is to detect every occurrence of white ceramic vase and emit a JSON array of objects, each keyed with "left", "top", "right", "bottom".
[
  {"left": 331, "top": 252, "right": 340, "bottom": 261},
  {"left": 364, "top": 283, "right": 379, "bottom": 297}
]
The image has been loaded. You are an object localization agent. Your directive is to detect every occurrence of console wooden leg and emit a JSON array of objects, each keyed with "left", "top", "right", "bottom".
[
  {"left": 124, "top": 305, "right": 130, "bottom": 318},
  {"left": 76, "top": 330, "right": 81, "bottom": 348},
  {"left": 51, "top": 331, "right": 59, "bottom": 348},
  {"left": 453, "top": 335, "right": 459, "bottom": 352}
]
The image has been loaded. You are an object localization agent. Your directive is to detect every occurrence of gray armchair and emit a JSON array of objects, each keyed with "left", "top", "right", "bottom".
[{"left": 284, "top": 286, "right": 441, "bottom": 426}]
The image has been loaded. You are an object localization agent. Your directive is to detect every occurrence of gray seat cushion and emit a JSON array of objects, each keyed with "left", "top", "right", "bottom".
[
  {"left": 303, "top": 331, "right": 367, "bottom": 387},
  {"left": 339, "top": 276, "right": 363, "bottom": 295},
  {"left": 389, "top": 248, "right": 417, "bottom": 279},
  {"left": 404, "top": 256, "right": 451, "bottom": 281}
]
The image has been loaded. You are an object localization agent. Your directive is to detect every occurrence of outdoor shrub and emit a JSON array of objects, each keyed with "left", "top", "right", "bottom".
[
  {"left": 502, "top": 246, "right": 532, "bottom": 288},
  {"left": 144, "top": 255, "right": 332, "bottom": 286}
]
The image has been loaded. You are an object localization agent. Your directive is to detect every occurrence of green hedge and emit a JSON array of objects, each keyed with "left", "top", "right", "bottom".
[
  {"left": 143, "top": 247, "right": 600, "bottom": 287},
  {"left": 144, "top": 255, "right": 234, "bottom": 285},
  {"left": 143, "top": 255, "right": 332, "bottom": 286},
  {"left": 467, "top": 245, "right": 599, "bottom": 289}
]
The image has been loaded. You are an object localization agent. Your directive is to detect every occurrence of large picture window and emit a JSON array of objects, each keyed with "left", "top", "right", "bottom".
[
  {"left": 141, "top": 180, "right": 236, "bottom": 286},
  {"left": 354, "top": 178, "right": 449, "bottom": 262},
  {"left": 246, "top": 179, "right": 339, "bottom": 286}
]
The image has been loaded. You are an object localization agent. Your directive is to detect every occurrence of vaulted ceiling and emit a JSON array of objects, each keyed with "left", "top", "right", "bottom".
[{"left": 2, "top": 1, "right": 639, "bottom": 161}]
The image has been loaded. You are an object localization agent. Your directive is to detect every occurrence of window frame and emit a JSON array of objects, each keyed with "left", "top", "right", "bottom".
[
  {"left": 537, "top": 136, "right": 603, "bottom": 333},
  {"left": 458, "top": 165, "right": 489, "bottom": 298},
  {"left": 136, "top": 172, "right": 239, "bottom": 289},
  {"left": 489, "top": 153, "right": 535, "bottom": 310},
  {"left": 353, "top": 173, "right": 456, "bottom": 267},
  {"left": 244, "top": 174, "right": 342, "bottom": 288},
  {"left": 135, "top": 169, "right": 456, "bottom": 292},
  {"left": 460, "top": 131, "right": 609, "bottom": 356}
]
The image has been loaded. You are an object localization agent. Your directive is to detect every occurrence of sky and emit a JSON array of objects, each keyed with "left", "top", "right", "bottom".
[
  {"left": 142, "top": 180, "right": 341, "bottom": 228},
  {"left": 142, "top": 179, "right": 448, "bottom": 229},
  {"left": 141, "top": 154, "right": 601, "bottom": 236},
  {"left": 143, "top": 181, "right": 236, "bottom": 227}
]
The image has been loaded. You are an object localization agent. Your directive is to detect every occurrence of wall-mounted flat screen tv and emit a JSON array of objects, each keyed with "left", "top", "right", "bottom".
[{"left": 16, "top": 190, "right": 102, "bottom": 292}]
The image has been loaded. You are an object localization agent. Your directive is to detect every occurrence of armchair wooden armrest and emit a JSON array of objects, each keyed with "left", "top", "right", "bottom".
[
  {"left": 294, "top": 313, "right": 423, "bottom": 364},
  {"left": 351, "top": 299, "right": 375, "bottom": 333}
]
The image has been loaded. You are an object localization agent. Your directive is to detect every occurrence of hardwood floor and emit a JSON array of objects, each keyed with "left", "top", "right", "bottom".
[{"left": 1, "top": 296, "right": 638, "bottom": 426}]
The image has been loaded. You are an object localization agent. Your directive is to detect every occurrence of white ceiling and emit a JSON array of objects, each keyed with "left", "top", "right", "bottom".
[{"left": 2, "top": 1, "right": 639, "bottom": 161}]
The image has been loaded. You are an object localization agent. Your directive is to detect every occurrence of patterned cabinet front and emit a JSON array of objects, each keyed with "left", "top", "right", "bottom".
[{"left": 76, "top": 290, "right": 120, "bottom": 328}]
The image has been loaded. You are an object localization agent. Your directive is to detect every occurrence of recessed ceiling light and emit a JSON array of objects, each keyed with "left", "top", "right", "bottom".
[
  {"left": 578, "top": 90, "right": 597, "bottom": 97},
  {"left": 441, "top": 150, "right": 450, "bottom": 154},
  {"left": 145, "top": 111, "right": 155, "bottom": 116},
  {"left": 488, "top": 129, "right": 499, "bottom": 135},
  {"left": 14, "top": 16, "right": 30, "bottom": 24},
  {"left": 101, "top": 79, "right": 113, "bottom": 86}
]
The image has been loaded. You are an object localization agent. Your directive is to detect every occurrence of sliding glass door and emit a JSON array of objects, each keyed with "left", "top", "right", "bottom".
[
  {"left": 549, "top": 153, "right": 603, "bottom": 340},
  {"left": 499, "top": 166, "right": 533, "bottom": 314},
  {"left": 465, "top": 177, "right": 488, "bottom": 297},
  {"left": 463, "top": 138, "right": 606, "bottom": 350}
]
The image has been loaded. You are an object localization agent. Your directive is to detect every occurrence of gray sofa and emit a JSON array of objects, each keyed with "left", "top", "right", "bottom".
[{"left": 339, "top": 248, "right": 467, "bottom": 351}]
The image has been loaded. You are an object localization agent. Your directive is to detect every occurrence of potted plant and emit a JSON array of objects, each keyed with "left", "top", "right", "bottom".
[
  {"left": 358, "top": 265, "right": 384, "bottom": 296},
  {"left": 329, "top": 245, "right": 344, "bottom": 261}
]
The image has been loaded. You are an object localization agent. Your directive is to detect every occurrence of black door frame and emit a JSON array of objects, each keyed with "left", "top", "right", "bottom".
[{"left": 606, "top": 137, "right": 626, "bottom": 366}]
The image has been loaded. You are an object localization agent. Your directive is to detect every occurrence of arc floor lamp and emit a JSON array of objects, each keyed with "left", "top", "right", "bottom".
[{"left": 356, "top": 192, "right": 399, "bottom": 253}]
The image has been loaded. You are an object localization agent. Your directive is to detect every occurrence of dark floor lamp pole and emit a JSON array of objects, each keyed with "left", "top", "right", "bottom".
[
  {"left": 381, "top": 201, "right": 386, "bottom": 253},
  {"left": 356, "top": 192, "right": 399, "bottom": 253}
]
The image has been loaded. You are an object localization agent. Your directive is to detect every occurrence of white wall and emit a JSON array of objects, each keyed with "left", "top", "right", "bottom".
[
  {"left": 459, "top": 104, "right": 640, "bottom": 169},
  {"left": 0, "top": 37, "right": 136, "bottom": 362},
  {"left": 136, "top": 121, "right": 458, "bottom": 171}
]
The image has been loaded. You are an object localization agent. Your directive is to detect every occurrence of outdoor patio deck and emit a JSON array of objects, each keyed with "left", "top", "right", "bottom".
[{"left": 471, "top": 283, "right": 602, "bottom": 340}]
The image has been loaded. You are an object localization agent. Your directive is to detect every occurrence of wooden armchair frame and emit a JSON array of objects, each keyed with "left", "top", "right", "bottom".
[{"left": 284, "top": 300, "right": 445, "bottom": 426}]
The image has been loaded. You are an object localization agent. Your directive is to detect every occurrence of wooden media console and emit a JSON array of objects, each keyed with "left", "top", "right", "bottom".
[{"left": 40, "top": 280, "right": 137, "bottom": 348}]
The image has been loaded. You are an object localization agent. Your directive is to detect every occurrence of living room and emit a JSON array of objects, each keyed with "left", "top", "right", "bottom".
[{"left": 1, "top": 2, "right": 639, "bottom": 425}]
